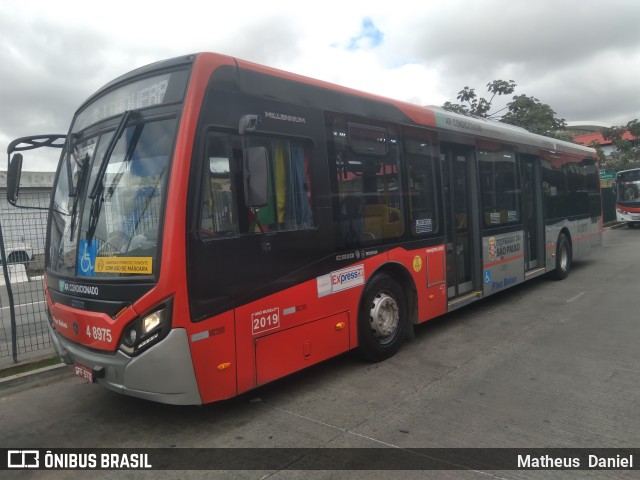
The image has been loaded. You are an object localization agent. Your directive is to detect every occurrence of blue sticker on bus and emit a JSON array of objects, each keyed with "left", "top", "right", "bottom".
[
  {"left": 484, "top": 270, "right": 491, "bottom": 284},
  {"left": 78, "top": 239, "right": 98, "bottom": 277}
]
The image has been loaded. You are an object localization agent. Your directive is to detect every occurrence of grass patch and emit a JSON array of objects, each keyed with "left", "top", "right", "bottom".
[{"left": 0, "top": 355, "right": 62, "bottom": 379}]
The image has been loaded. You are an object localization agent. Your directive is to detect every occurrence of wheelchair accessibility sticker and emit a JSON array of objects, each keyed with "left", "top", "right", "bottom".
[{"left": 78, "top": 239, "right": 98, "bottom": 277}]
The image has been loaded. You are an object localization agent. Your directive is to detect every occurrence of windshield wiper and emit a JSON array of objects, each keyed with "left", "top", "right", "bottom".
[
  {"left": 86, "top": 110, "right": 135, "bottom": 242},
  {"left": 105, "top": 123, "right": 144, "bottom": 201},
  {"left": 69, "top": 153, "right": 90, "bottom": 240},
  {"left": 89, "top": 110, "right": 134, "bottom": 200}
]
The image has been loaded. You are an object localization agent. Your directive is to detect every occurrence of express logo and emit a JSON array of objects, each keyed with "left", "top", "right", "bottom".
[
  {"left": 330, "top": 265, "right": 365, "bottom": 293},
  {"left": 333, "top": 271, "right": 358, "bottom": 284}
]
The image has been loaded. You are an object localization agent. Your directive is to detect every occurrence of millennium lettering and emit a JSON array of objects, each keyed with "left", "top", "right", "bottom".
[{"left": 265, "top": 111, "right": 306, "bottom": 124}]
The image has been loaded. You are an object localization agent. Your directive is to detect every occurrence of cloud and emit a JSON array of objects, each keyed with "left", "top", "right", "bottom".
[
  {"left": 388, "top": 0, "right": 640, "bottom": 122},
  {"left": 1, "top": 0, "right": 639, "bottom": 172}
]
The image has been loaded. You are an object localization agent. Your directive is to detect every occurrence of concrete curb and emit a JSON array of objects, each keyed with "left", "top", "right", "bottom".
[
  {"left": 0, "top": 363, "right": 72, "bottom": 395},
  {"left": 607, "top": 222, "right": 628, "bottom": 230}
]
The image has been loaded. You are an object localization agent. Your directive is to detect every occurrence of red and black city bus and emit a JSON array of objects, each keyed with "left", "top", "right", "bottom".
[{"left": 6, "top": 53, "right": 602, "bottom": 404}]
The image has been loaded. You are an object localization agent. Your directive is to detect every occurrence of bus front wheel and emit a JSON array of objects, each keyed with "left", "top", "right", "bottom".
[
  {"left": 553, "top": 233, "right": 572, "bottom": 280},
  {"left": 358, "top": 273, "right": 407, "bottom": 362}
]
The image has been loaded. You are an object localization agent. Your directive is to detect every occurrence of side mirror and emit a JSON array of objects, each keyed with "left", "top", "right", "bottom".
[
  {"left": 7, "top": 153, "right": 23, "bottom": 206},
  {"left": 244, "top": 146, "right": 269, "bottom": 208},
  {"left": 611, "top": 182, "right": 617, "bottom": 195}
]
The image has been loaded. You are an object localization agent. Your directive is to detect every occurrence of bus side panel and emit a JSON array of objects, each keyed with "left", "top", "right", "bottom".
[
  {"left": 255, "top": 311, "right": 350, "bottom": 386},
  {"left": 572, "top": 217, "right": 602, "bottom": 258},
  {"left": 387, "top": 245, "right": 447, "bottom": 324},
  {"left": 574, "top": 219, "right": 592, "bottom": 259},
  {"left": 234, "top": 254, "right": 388, "bottom": 394},
  {"left": 188, "top": 310, "right": 237, "bottom": 404},
  {"left": 591, "top": 217, "right": 603, "bottom": 249},
  {"left": 233, "top": 273, "right": 349, "bottom": 394},
  {"left": 423, "top": 245, "right": 447, "bottom": 321},
  {"left": 482, "top": 231, "right": 525, "bottom": 297},
  {"left": 545, "top": 224, "right": 560, "bottom": 270}
]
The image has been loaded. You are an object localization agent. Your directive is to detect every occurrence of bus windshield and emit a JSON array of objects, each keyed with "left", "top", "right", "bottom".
[
  {"left": 48, "top": 70, "right": 188, "bottom": 279},
  {"left": 49, "top": 116, "right": 177, "bottom": 278},
  {"left": 616, "top": 170, "right": 640, "bottom": 206}
]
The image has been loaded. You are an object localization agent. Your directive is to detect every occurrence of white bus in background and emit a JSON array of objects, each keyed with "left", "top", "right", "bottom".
[{"left": 613, "top": 168, "right": 640, "bottom": 227}]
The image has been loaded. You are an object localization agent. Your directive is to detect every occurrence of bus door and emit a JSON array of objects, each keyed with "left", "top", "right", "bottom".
[
  {"left": 441, "top": 144, "right": 480, "bottom": 299},
  {"left": 520, "top": 155, "right": 544, "bottom": 271}
]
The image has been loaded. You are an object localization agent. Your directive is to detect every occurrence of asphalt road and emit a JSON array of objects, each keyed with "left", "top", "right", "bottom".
[{"left": 1, "top": 227, "right": 639, "bottom": 479}]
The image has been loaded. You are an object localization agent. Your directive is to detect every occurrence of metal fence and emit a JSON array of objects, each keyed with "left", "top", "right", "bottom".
[{"left": 0, "top": 191, "right": 52, "bottom": 367}]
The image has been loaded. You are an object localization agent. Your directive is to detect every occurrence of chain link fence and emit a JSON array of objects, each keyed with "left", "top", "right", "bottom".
[{"left": 0, "top": 189, "right": 53, "bottom": 367}]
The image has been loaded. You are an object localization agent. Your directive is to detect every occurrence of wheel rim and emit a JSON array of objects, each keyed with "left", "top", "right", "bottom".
[{"left": 369, "top": 291, "right": 399, "bottom": 345}]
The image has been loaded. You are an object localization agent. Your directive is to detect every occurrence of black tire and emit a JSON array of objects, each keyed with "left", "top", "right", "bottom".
[
  {"left": 358, "top": 273, "right": 407, "bottom": 362},
  {"left": 553, "top": 233, "right": 571, "bottom": 280},
  {"left": 7, "top": 251, "right": 28, "bottom": 264}
]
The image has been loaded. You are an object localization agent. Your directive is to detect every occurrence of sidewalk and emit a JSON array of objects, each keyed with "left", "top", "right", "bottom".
[{"left": 0, "top": 360, "right": 71, "bottom": 396}]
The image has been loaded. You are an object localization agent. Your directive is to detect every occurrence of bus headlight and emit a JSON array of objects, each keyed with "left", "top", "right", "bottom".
[
  {"left": 142, "top": 312, "right": 163, "bottom": 334},
  {"left": 119, "top": 301, "right": 172, "bottom": 356}
]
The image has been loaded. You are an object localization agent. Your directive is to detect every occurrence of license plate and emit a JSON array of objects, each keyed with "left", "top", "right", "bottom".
[{"left": 74, "top": 363, "right": 94, "bottom": 383}]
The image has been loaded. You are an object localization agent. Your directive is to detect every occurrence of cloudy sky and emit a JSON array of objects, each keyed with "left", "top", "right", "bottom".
[{"left": 2, "top": 0, "right": 639, "bottom": 171}]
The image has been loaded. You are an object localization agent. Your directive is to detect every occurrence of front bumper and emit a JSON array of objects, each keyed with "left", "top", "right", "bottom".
[
  {"left": 616, "top": 211, "right": 640, "bottom": 223},
  {"left": 49, "top": 324, "right": 202, "bottom": 405}
]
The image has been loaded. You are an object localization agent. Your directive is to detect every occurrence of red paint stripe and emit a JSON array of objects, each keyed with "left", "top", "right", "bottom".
[
  {"left": 576, "top": 232, "right": 602, "bottom": 242},
  {"left": 483, "top": 254, "right": 525, "bottom": 269},
  {"left": 616, "top": 204, "right": 640, "bottom": 213}
]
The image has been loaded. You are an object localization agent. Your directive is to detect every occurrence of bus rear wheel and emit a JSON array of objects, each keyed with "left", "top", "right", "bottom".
[
  {"left": 553, "top": 233, "right": 572, "bottom": 280},
  {"left": 358, "top": 273, "right": 407, "bottom": 362}
]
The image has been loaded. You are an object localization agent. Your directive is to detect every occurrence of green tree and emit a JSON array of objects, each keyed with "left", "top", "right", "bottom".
[
  {"left": 599, "top": 119, "right": 640, "bottom": 171},
  {"left": 500, "top": 95, "right": 566, "bottom": 136},
  {"left": 443, "top": 80, "right": 516, "bottom": 117},
  {"left": 443, "top": 80, "right": 567, "bottom": 137}
]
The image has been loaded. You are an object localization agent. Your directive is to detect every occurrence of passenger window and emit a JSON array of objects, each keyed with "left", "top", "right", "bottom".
[
  {"left": 404, "top": 128, "right": 439, "bottom": 236},
  {"left": 348, "top": 123, "right": 388, "bottom": 156},
  {"left": 244, "top": 137, "right": 314, "bottom": 233},
  {"left": 478, "top": 145, "right": 520, "bottom": 227},
  {"left": 199, "top": 133, "right": 315, "bottom": 238},
  {"left": 199, "top": 133, "right": 237, "bottom": 237},
  {"left": 331, "top": 117, "right": 404, "bottom": 248}
]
